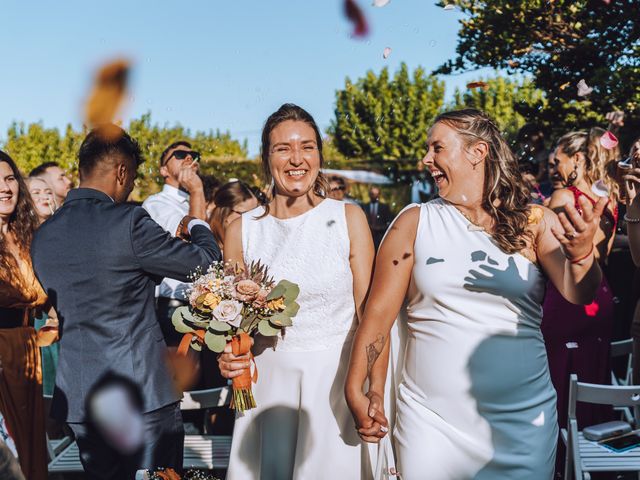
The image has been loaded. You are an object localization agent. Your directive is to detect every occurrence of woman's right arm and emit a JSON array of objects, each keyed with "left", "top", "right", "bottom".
[
  {"left": 624, "top": 167, "right": 640, "bottom": 266},
  {"left": 218, "top": 217, "right": 252, "bottom": 379},
  {"left": 345, "top": 206, "right": 419, "bottom": 442}
]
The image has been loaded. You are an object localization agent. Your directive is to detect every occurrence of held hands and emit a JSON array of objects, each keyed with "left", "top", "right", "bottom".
[
  {"left": 551, "top": 195, "right": 607, "bottom": 262},
  {"left": 346, "top": 390, "right": 389, "bottom": 443}
]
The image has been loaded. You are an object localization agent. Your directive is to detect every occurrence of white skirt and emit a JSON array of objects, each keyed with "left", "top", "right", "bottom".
[{"left": 226, "top": 339, "right": 370, "bottom": 480}]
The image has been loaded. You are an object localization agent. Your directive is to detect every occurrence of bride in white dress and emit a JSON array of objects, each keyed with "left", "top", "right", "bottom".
[
  {"left": 218, "top": 103, "right": 380, "bottom": 479},
  {"left": 345, "top": 109, "right": 607, "bottom": 479}
]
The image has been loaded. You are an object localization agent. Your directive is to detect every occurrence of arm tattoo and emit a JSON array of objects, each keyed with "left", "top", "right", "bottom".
[{"left": 366, "top": 334, "right": 386, "bottom": 375}]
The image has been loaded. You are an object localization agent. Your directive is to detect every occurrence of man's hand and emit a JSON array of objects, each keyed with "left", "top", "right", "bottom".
[
  {"left": 178, "top": 164, "right": 203, "bottom": 195},
  {"left": 217, "top": 342, "right": 252, "bottom": 379}
]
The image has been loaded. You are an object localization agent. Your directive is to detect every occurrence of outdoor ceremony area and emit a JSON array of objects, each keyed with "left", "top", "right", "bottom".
[{"left": 1, "top": 0, "right": 640, "bottom": 479}]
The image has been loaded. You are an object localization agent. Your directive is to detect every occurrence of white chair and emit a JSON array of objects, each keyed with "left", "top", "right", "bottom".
[
  {"left": 48, "top": 386, "right": 233, "bottom": 474},
  {"left": 563, "top": 374, "right": 640, "bottom": 479},
  {"left": 611, "top": 339, "right": 633, "bottom": 387}
]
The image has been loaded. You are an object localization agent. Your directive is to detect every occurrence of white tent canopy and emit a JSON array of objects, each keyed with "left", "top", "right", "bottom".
[{"left": 322, "top": 168, "right": 393, "bottom": 185}]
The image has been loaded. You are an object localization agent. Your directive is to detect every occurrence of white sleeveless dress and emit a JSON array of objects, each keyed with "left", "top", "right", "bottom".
[
  {"left": 226, "top": 199, "right": 367, "bottom": 480},
  {"left": 393, "top": 199, "right": 557, "bottom": 479}
]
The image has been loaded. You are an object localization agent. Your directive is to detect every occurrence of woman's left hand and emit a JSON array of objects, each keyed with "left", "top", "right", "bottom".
[{"left": 551, "top": 195, "right": 607, "bottom": 261}]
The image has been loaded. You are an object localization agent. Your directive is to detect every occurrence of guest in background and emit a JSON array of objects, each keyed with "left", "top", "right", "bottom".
[
  {"left": 328, "top": 175, "right": 348, "bottom": 201},
  {"left": 541, "top": 129, "right": 620, "bottom": 476},
  {"left": 0, "top": 150, "right": 49, "bottom": 480},
  {"left": 31, "top": 126, "right": 221, "bottom": 479},
  {"left": 626, "top": 137, "right": 640, "bottom": 267},
  {"left": 142, "top": 140, "right": 206, "bottom": 346},
  {"left": 209, "top": 180, "right": 260, "bottom": 246},
  {"left": 410, "top": 172, "right": 433, "bottom": 204},
  {"left": 25, "top": 177, "right": 55, "bottom": 222},
  {"left": 363, "top": 186, "right": 393, "bottom": 249},
  {"left": 29, "top": 161, "right": 73, "bottom": 208},
  {"left": 201, "top": 174, "right": 221, "bottom": 223},
  {"left": 516, "top": 123, "right": 551, "bottom": 198},
  {"left": 26, "top": 177, "right": 60, "bottom": 398}
]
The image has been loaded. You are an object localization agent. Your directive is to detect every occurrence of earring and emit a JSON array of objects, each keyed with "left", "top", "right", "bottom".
[{"left": 567, "top": 163, "right": 578, "bottom": 185}]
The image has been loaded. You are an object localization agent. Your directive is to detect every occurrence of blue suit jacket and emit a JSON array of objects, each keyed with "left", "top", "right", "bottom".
[{"left": 31, "top": 188, "right": 221, "bottom": 422}]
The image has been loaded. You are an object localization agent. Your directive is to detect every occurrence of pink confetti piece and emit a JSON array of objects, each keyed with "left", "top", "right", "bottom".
[
  {"left": 383, "top": 47, "right": 392, "bottom": 59},
  {"left": 344, "top": 0, "right": 369, "bottom": 38},
  {"left": 577, "top": 79, "right": 593, "bottom": 97},
  {"left": 591, "top": 179, "right": 610, "bottom": 198},
  {"left": 599, "top": 130, "right": 618, "bottom": 149}
]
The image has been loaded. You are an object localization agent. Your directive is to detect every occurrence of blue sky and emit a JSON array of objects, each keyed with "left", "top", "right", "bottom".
[{"left": 0, "top": 0, "right": 494, "bottom": 155}]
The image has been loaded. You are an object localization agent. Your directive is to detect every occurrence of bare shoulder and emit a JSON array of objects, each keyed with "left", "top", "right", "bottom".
[
  {"left": 345, "top": 202, "right": 368, "bottom": 223},
  {"left": 548, "top": 188, "right": 575, "bottom": 209}
]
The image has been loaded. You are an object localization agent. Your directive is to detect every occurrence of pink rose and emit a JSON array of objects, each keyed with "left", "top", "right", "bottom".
[
  {"left": 253, "top": 288, "right": 270, "bottom": 308},
  {"left": 212, "top": 300, "right": 243, "bottom": 327},
  {"left": 235, "top": 279, "right": 261, "bottom": 302}
]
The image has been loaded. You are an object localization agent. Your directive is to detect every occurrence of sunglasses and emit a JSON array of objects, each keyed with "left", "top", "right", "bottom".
[{"left": 163, "top": 150, "right": 201, "bottom": 165}]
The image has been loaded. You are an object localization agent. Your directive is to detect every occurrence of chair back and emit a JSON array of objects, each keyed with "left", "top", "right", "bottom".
[
  {"left": 568, "top": 374, "right": 640, "bottom": 422},
  {"left": 180, "top": 386, "right": 231, "bottom": 411},
  {"left": 611, "top": 339, "right": 633, "bottom": 359}
]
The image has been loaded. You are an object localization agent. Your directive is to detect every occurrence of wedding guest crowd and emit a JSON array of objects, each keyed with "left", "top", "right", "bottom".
[{"left": 1, "top": 103, "right": 639, "bottom": 479}]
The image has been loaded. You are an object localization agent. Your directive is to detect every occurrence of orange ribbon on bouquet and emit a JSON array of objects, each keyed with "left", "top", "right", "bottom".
[
  {"left": 230, "top": 332, "right": 258, "bottom": 411},
  {"left": 176, "top": 329, "right": 206, "bottom": 356}
]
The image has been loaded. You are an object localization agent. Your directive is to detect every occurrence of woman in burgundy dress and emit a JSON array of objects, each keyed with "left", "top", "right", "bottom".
[{"left": 542, "top": 129, "right": 620, "bottom": 476}]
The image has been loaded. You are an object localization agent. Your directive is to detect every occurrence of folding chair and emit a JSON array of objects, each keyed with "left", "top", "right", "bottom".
[
  {"left": 611, "top": 339, "right": 635, "bottom": 424},
  {"left": 563, "top": 374, "right": 640, "bottom": 479}
]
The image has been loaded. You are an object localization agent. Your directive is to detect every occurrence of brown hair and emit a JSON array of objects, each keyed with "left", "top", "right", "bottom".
[
  {"left": 209, "top": 180, "right": 259, "bottom": 244},
  {"left": 434, "top": 109, "right": 532, "bottom": 254},
  {"left": 259, "top": 103, "right": 329, "bottom": 216},
  {"left": 0, "top": 150, "right": 40, "bottom": 285}
]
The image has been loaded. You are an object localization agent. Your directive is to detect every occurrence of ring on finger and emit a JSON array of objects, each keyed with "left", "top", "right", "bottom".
[
  {"left": 380, "top": 425, "right": 389, "bottom": 433},
  {"left": 565, "top": 230, "right": 577, "bottom": 240}
]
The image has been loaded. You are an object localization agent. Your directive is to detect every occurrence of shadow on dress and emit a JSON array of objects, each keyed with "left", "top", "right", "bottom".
[
  {"left": 237, "top": 406, "right": 311, "bottom": 479},
  {"left": 463, "top": 254, "right": 557, "bottom": 479}
]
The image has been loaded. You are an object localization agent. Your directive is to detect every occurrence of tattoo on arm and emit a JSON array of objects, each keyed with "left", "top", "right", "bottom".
[{"left": 366, "top": 334, "right": 386, "bottom": 375}]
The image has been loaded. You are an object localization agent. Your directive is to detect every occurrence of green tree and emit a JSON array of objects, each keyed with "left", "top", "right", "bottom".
[
  {"left": 330, "top": 63, "right": 446, "bottom": 161},
  {"left": 450, "top": 76, "right": 546, "bottom": 142},
  {"left": 436, "top": 0, "right": 640, "bottom": 140}
]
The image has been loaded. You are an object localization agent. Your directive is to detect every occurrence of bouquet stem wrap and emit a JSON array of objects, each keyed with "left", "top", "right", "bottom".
[{"left": 230, "top": 332, "right": 258, "bottom": 412}]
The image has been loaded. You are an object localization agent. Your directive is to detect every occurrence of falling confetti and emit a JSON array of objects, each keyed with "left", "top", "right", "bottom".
[
  {"left": 599, "top": 130, "right": 618, "bottom": 149},
  {"left": 443, "top": 3, "right": 456, "bottom": 10},
  {"left": 576, "top": 79, "right": 593, "bottom": 97},
  {"left": 372, "top": 0, "right": 391, "bottom": 6},
  {"left": 85, "top": 59, "right": 130, "bottom": 139},
  {"left": 591, "top": 179, "right": 610, "bottom": 198},
  {"left": 466, "top": 81, "right": 489, "bottom": 91},
  {"left": 559, "top": 81, "right": 571, "bottom": 91},
  {"left": 344, "top": 0, "right": 369, "bottom": 38},
  {"left": 383, "top": 47, "right": 392, "bottom": 59}
]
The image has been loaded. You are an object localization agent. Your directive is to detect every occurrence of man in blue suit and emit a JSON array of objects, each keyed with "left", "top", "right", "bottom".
[{"left": 31, "top": 125, "right": 221, "bottom": 479}]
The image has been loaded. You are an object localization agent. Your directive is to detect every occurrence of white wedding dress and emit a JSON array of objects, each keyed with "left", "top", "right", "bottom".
[
  {"left": 226, "top": 199, "right": 368, "bottom": 480},
  {"left": 391, "top": 200, "right": 557, "bottom": 479}
]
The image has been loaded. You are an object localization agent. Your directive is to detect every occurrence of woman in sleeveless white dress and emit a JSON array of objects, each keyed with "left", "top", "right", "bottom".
[
  {"left": 345, "top": 109, "right": 607, "bottom": 479},
  {"left": 218, "top": 104, "right": 378, "bottom": 479}
]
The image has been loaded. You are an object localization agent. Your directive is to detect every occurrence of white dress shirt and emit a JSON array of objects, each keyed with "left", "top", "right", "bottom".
[{"left": 142, "top": 184, "right": 191, "bottom": 300}]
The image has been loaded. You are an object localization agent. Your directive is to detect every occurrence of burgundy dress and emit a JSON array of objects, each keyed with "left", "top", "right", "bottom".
[{"left": 541, "top": 186, "right": 618, "bottom": 476}]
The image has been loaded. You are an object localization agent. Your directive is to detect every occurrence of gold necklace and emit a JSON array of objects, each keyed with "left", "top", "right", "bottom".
[{"left": 453, "top": 204, "right": 488, "bottom": 232}]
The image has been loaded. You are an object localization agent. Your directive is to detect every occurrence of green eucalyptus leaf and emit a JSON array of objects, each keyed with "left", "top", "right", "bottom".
[
  {"left": 172, "top": 307, "right": 195, "bottom": 334},
  {"left": 204, "top": 330, "right": 227, "bottom": 353},
  {"left": 266, "top": 284, "right": 286, "bottom": 300},
  {"left": 283, "top": 301, "right": 300, "bottom": 318},
  {"left": 270, "top": 314, "right": 293, "bottom": 327},
  {"left": 208, "top": 320, "right": 232, "bottom": 332},
  {"left": 258, "top": 320, "right": 280, "bottom": 336}
]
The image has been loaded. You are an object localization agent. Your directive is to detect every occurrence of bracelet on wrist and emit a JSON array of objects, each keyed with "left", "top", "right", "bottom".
[
  {"left": 565, "top": 245, "right": 594, "bottom": 264},
  {"left": 624, "top": 213, "right": 640, "bottom": 224}
]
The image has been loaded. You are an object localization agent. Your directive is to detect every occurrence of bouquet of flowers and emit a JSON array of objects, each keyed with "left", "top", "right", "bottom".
[{"left": 172, "top": 260, "right": 299, "bottom": 412}]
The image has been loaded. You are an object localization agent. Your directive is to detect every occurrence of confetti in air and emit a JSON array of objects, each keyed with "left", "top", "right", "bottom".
[
  {"left": 466, "top": 81, "right": 489, "bottom": 91},
  {"left": 344, "top": 0, "right": 370, "bottom": 38},
  {"left": 372, "top": 0, "right": 391, "bottom": 6},
  {"left": 383, "top": 47, "right": 392, "bottom": 59},
  {"left": 85, "top": 59, "right": 130, "bottom": 140},
  {"left": 576, "top": 79, "right": 593, "bottom": 97},
  {"left": 599, "top": 131, "right": 618, "bottom": 150},
  {"left": 443, "top": 3, "right": 455, "bottom": 10},
  {"left": 559, "top": 82, "right": 571, "bottom": 91}
]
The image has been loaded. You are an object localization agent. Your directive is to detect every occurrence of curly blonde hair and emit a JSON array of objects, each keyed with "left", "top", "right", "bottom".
[{"left": 434, "top": 109, "right": 532, "bottom": 254}]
